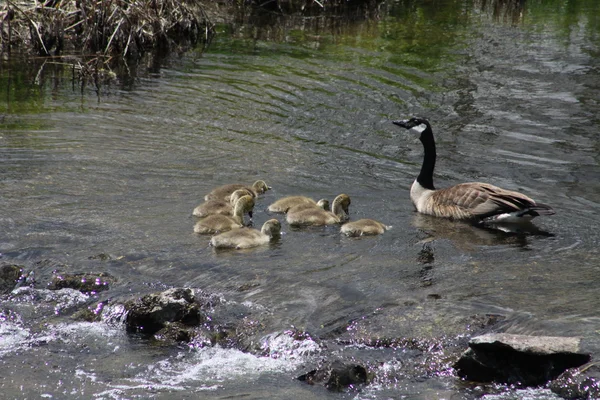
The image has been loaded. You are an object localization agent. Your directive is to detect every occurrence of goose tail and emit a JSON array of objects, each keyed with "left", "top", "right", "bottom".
[{"left": 529, "top": 203, "right": 555, "bottom": 216}]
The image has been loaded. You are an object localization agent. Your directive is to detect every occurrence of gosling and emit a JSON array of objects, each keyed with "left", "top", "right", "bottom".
[
  {"left": 210, "top": 219, "right": 281, "bottom": 249},
  {"left": 205, "top": 180, "right": 270, "bottom": 202},
  {"left": 193, "top": 189, "right": 254, "bottom": 218},
  {"left": 287, "top": 199, "right": 329, "bottom": 213},
  {"left": 268, "top": 196, "right": 320, "bottom": 213},
  {"left": 286, "top": 194, "right": 350, "bottom": 226},
  {"left": 341, "top": 219, "right": 391, "bottom": 237},
  {"left": 194, "top": 195, "right": 254, "bottom": 234}
]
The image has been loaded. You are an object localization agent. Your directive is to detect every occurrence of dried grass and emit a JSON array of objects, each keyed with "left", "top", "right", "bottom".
[{"left": 0, "top": 0, "right": 214, "bottom": 62}]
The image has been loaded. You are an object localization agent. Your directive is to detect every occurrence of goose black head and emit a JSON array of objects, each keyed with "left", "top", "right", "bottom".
[{"left": 392, "top": 117, "right": 432, "bottom": 142}]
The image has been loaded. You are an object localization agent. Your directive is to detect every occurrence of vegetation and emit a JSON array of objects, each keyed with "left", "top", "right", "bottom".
[{"left": 0, "top": 0, "right": 214, "bottom": 87}]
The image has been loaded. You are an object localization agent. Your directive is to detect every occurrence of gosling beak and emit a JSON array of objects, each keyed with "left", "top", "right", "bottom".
[{"left": 392, "top": 119, "right": 410, "bottom": 128}]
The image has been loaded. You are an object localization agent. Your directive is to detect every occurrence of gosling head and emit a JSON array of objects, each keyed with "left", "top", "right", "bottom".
[
  {"left": 334, "top": 194, "right": 351, "bottom": 214},
  {"left": 230, "top": 189, "right": 255, "bottom": 218},
  {"left": 233, "top": 195, "right": 255, "bottom": 219},
  {"left": 261, "top": 219, "right": 281, "bottom": 238},
  {"left": 316, "top": 199, "right": 330, "bottom": 211},
  {"left": 252, "top": 180, "right": 271, "bottom": 194}
]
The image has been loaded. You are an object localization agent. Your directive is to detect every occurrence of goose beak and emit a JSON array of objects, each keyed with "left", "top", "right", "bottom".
[{"left": 392, "top": 119, "right": 410, "bottom": 128}]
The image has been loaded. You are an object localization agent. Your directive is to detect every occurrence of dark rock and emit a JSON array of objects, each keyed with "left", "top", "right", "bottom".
[
  {"left": 153, "top": 322, "right": 195, "bottom": 344},
  {"left": 48, "top": 272, "right": 115, "bottom": 294},
  {"left": 549, "top": 362, "right": 600, "bottom": 399},
  {"left": 454, "top": 333, "right": 591, "bottom": 386},
  {"left": 124, "top": 288, "right": 205, "bottom": 335},
  {"left": 298, "top": 360, "right": 369, "bottom": 391},
  {"left": 0, "top": 264, "right": 24, "bottom": 294}
]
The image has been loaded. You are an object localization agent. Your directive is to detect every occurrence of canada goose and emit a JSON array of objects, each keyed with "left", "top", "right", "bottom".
[
  {"left": 210, "top": 219, "right": 281, "bottom": 249},
  {"left": 286, "top": 194, "right": 350, "bottom": 226},
  {"left": 341, "top": 219, "right": 391, "bottom": 237},
  {"left": 268, "top": 196, "right": 330, "bottom": 213},
  {"left": 194, "top": 195, "right": 254, "bottom": 234},
  {"left": 392, "top": 117, "right": 555, "bottom": 223},
  {"left": 193, "top": 189, "right": 255, "bottom": 218},
  {"left": 204, "top": 180, "right": 270, "bottom": 202}
]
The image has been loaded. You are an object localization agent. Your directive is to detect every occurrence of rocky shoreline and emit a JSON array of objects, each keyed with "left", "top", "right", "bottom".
[{"left": 1, "top": 261, "right": 598, "bottom": 397}]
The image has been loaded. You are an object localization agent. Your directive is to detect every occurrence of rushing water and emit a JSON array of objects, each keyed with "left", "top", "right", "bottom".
[{"left": 1, "top": 0, "right": 600, "bottom": 398}]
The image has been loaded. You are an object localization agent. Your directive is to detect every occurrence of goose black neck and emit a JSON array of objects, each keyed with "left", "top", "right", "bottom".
[{"left": 417, "top": 126, "right": 436, "bottom": 190}]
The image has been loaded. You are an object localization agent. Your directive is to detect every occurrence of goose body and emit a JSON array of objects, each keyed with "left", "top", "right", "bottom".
[
  {"left": 286, "top": 194, "right": 350, "bottom": 226},
  {"left": 204, "top": 180, "right": 270, "bottom": 202},
  {"left": 210, "top": 219, "right": 281, "bottom": 249},
  {"left": 393, "top": 117, "right": 555, "bottom": 223},
  {"left": 268, "top": 196, "right": 319, "bottom": 213},
  {"left": 194, "top": 195, "right": 254, "bottom": 234},
  {"left": 193, "top": 190, "right": 255, "bottom": 218},
  {"left": 341, "top": 219, "right": 391, "bottom": 237}
]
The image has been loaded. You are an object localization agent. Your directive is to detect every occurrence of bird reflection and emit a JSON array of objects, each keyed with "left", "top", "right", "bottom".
[{"left": 411, "top": 213, "right": 554, "bottom": 251}]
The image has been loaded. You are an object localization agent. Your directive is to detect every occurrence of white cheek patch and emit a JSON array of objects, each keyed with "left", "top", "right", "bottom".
[{"left": 413, "top": 123, "right": 428, "bottom": 133}]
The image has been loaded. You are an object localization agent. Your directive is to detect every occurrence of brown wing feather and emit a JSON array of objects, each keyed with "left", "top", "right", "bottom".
[{"left": 431, "top": 182, "right": 538, "bottom": 219}]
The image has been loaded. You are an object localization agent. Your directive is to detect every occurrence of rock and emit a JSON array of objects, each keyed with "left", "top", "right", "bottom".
[
  {"left": 48, "top": 272, "right": 115, "bottom": 294},
  {"left": 298, "top": 360, "right": 369, "bottom": 391},
  {"left": 0, "top": 264, "right": 24, "bottom": 294},
  {"left": 153, "top": 322, "right": 195, "bottom": 344},
  {"left": 454, "top": 333, "right": 591, "bottom": 386},
  {"left": 124, "top": 288, "right": 205, "bottom": 335},
  {"left": 549, "top": 362, "right": 600, "bottom": 399}
]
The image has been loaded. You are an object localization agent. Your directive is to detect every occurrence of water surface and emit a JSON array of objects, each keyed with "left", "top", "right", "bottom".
[{"left": 1, "top": 0, "right": 599, "bottom": 398}]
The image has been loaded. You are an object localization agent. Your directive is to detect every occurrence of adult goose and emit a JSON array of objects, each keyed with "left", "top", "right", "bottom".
[
  {"left": 341, "top": 219, "right": 391, "bottom": 237},
  {"left": 210, "top": 219, "right": 281, "bottom": 249},
  {"left": 286, "top": 194, "right": 350, "bottom": 226},
  {"left": 194, "top": 195, "right": 254, "bottom": 234},
  {"left": 193, "top": 189, "right": 254, "bottom": 218},
  {"left": 204, "top": 180, "right": 270, "bottom": 202},
  {"left": 392, "top": 117, "right": 555, "bottom": 223}
]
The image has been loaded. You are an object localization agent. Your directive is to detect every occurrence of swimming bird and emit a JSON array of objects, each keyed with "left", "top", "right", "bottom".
[
  {"left": 204, "top": 180, "right": 270, "bottom": 202},
  {"left": 392, "top": 117, "right": 555, "bottom": 223},
  {"left": 287, "top": 199, "right": 330, "bottom": 213},
  {"left": 210, "top": 219, "right": 281, "bottom": 249},
  {"left": 193, "top": 189, "right": 254, "bottom": 218},
  {"left": 286, "top": 194, "right": 351, "bottom": 226},
  {"left": 341, "top": 219, "right": 391, "bottom": 237},
  {"left": 194, "top": 195, "right": 254, "bottom": 234},
  {"left": 268, "top": 196, "right": 330, "bottom": 213}
]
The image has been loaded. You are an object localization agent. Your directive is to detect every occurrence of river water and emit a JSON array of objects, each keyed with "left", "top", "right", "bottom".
[{"left": 1, "top": 0, "right": 599, "bottom": 398}]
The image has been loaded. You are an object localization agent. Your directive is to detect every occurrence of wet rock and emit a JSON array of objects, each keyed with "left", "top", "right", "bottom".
[
  {"left": 71, "top": 301, "right": 108, "bottom": 322},
  {"left": 298, "top": 360, "right": 369, "bottom": 391},
  {"left": 153, "top": 322, "right": 195, "bottom": 344},
  {"left": 0, "top": 264, "right": 24, "bottom": 294},
  {"left": 48, "top": 272, "right": 115, "bottom": 294},
  {"left": 549, "top": 362, "right": 600, "bottom": 399},
  {"left": 454, "top": 333, "right": 591, "bottom": 386},
  {"left": 124, "top": 288, "right": 205, "bottom": 335}
]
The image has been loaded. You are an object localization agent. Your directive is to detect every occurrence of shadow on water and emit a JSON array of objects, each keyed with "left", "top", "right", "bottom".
[{"left": 411, "top": 213, "right": 554, "bottom": 251}]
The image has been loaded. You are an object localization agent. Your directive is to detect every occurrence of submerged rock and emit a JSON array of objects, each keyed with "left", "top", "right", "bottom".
[
  {"left": 48, "top": 272, "right": 115, "bottom": 294},
  {"left": 454, "top": 333, "right": 590, "bottom": 386},
  {"left": 0, "top": 264, "right": 24, "bottom": 294},
  {"left": 298, "top": 360, "right": 370, "bottom": 391},
  {"left": 549, "top": 362, "right": 600, "bottom": 399},
  {"left": 124, "top": 288, "right": 205, "bottom": 336}
]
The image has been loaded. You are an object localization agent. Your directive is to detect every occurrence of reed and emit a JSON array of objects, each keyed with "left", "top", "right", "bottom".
[{"left": 0, "top": 0, "right": 214, "bottom": 61}]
